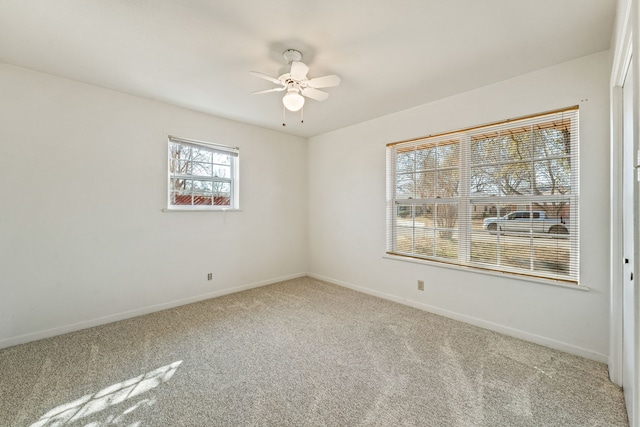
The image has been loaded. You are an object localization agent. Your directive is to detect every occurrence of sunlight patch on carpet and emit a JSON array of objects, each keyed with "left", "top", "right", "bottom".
[{"left": 29, "top": 361, "right": 182, "bottom": 427}]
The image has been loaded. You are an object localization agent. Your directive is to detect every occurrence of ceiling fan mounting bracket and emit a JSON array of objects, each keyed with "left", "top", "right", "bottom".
[{"left": 283, "top": 49, "right": 302, "bottom": 64}]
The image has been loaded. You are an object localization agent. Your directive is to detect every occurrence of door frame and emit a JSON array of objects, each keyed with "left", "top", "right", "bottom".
[
  {"left": 609, "top": 0, "right": 633, "bottom": 387},
  {"left": 610, "top": 1, "right": 640, "bottom": 425}
]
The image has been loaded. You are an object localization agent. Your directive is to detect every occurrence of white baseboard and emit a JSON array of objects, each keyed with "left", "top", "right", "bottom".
[
  {"left": 0, "top": 272, "right": 306, "bottom": 350},
  {"left": 2, "top": 271, "right": 609, "bottom": 364},
  {"left": 307, "top": 273, "right": 608, "bottom": 364}
]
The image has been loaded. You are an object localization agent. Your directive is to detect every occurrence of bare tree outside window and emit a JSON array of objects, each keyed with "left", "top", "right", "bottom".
[{"left": 471, "top": 126, "right": 572, "bottom": 219}]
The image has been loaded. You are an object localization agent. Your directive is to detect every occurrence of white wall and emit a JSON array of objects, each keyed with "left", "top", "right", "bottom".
[
  {"left": 0, "top": 64, "right": 308, "bottom": 348},
  {"left": 308, "top": 51, "right": 612, "bottom": 361},
  {"left": 0, "top": 51, "right": 614, "bottom": 362}
]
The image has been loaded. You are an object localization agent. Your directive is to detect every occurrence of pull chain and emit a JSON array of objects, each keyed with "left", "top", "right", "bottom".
[{"left": 282, "top": 104, "right": 286, "bottom": 127}]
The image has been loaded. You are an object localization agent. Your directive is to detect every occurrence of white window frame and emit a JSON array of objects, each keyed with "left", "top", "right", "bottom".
[
  {"left": 386, "top": 108, "right": 579, "bottom": 284},
  {"left": 167, "top": 135, "right": 239, "bottom": 211}
]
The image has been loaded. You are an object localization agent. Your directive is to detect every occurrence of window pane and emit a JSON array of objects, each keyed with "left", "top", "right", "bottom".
[
  {"left": 470, "top": 232, "right": 497, "bottom": 265},
  {"left": 171, "top": 144, "right": 190, "bottom": 159},
  {"left": 415, "top": 172, "right": 435, "bottom": 198},
  {"left": 500, "top": 162, "right": 532, "bottom": 195},
  {"left": 533, "top": 158, "right": 571, "bottom": 194},
  {"left": 436, "top": 231, "right": 458, "bottom": 260},
  {"left": 191, "top": 161, "right": 213, "bottom": 177},
  {"left": 470, "top": 202, "right": 511, "bottom": 265},
  {"left": 471, "top": 166, "right": 500, "bottom": 196},
  {"left": 214, "top": 181, "right": 231, "bottom": 195},
  {"left": 169, "top": 156, "right": 180, "bottom": 175},
  {"left": 416, "top": 146, "right": 437, "bottom": 170},
  {"left": 500, "top": 238, "right": 533, "bottom": 270},
  {"left": 435, "top": 203, "right": 458, "bottom": 258},
  {"left": 470, "top": 202, "right": 499, "bottom": 232},
  {"left": 415, "top": 227, "right": 434, "bottom": 257},
  {"left": 193, "top": 180, "right": 213, "bottom": 194},
  {"left": 396, "top": 150, "right": 415, "bottom": 174},
  {"left": 532, "top": 237, "right": 570, "bottom": 276},
  {"left": 213, "top": 152, "right": 231, "bottom": 165},
  {"left": 193, "top": 196, "right": 213, "bottom": 206},
  {"left": 396, "top": 204, "right": 412, "bottom": 219},
  {"left": 435, "top": 203, "right": 458, "bottom": 228},
  {"left": 170, "top": 192, "right": 192, "bottom": 205},
  {"left": 414, "top": 204, "right": 435, "bottom": 229},
  {"left": 213, "top": 182, "right": 231, "bottom": 206},
  {"left": 172, "top": 179, "right": 192, "bottom": 191},
  {"left": 214, "top": 196, "right": 231, "bottom": 206},
  {"left": 169, "top": 142, "right": 180, "bottom": 157},
  {"left": 532, "top": 201, "right": 570, "bottom": 226},
  {"left": 437, "top": 169, "right": 459, "bottom": 197},
  {"left": 191, "top": 146, "right": 213, "bottom": 163},
  {"left": 396, "top": 173, "right": 415, "bottom": 199},
  {"left": 176, "top": 160, "right": 191, "bottom": 175},
  {"left": 471, "top": 137, "right": 502, "bottom": 165},
  {"left": 503, "top": 131, "right": 533, "bottom": 161},
  {"left": 395, "top": 226, "right": 414, "bottom": 254},
  {"left": 438, "top": 143, "right": 459, "bottom": 167},
  {"left": 213, "top": 165, "right": 231, "bottom": 178},
  {"left": 534, "top": 128, "right": 570, "bottom": 158},
  {"left": 169, "top": 178, "right": 188, "bottom": 192}
]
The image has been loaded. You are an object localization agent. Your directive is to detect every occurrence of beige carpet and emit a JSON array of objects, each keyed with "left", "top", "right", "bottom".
[{"left": 0, "top": 277, "right": 628, "bottom": 426}]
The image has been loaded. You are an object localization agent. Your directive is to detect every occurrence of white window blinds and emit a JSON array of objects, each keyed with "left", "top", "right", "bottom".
[{"left": 387, "top": 107, "right": 579, "bottom": 284}]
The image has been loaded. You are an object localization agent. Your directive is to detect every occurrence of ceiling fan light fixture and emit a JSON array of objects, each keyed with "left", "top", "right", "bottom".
[{"left": 282, "top": 91, "right": 305, "bottom": 111}]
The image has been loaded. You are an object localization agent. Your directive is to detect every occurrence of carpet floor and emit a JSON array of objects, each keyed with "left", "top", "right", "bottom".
[{"left": 0, "top": 276, "right": 628, "bottom": 426}]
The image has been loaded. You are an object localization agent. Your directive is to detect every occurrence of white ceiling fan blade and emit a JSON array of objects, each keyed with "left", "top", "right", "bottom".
[
  {"left": 306, "top": 74, "right": 341, "bottom": 88},
  {"left": 302, "top": 87, "right": 329, "bottom": 101},
  {"left": 249, "top": 71, "right": 284, "bottom": 86},
  {"left": 290, "top": 61, "right": 309, "bottom": 81},
  {"left": 252, "top": 87, "right": 287, "bottom": 95}
]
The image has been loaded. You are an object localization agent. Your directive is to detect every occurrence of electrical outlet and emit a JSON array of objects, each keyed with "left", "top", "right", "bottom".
[
  {"left": 207, "top": 273, "right": 213, "bottom": 281},
  {"left": 417, "top": 280, "right": 424, "bottom": 291}
]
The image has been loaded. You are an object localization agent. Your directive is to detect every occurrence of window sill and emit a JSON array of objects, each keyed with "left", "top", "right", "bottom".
[
  {"left": 162, "top": 208, "right": 242, "bottom": 212},
  {"left": 382, "top": 254, "right": 589, "bottom": 291}
]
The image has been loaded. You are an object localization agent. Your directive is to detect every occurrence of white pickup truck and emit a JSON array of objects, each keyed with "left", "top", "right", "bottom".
[{"left": 482, "top": 210, "right": 569, "bottom": 235}]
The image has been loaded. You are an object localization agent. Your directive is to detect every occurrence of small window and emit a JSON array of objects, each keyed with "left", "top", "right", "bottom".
[{"left": 167, "top": 135, "right": 239, "bottom": 210}]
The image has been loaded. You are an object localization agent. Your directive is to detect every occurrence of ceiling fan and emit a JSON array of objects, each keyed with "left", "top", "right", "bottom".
[{"left": 250, "top": 49, "right": 341, "bottom": 120}]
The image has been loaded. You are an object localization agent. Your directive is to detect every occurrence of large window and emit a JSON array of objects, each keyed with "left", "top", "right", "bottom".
[
  {"left": 167, "top": 135, "right": 239, "bottom": 210},
  {"left": 387, "top": 108, "right": 579, "bottom": 283}
]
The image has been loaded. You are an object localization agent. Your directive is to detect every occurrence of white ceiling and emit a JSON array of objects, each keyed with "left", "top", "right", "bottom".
[{"left": 0, "top": 0, "right": 616, "bottom": 137}]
